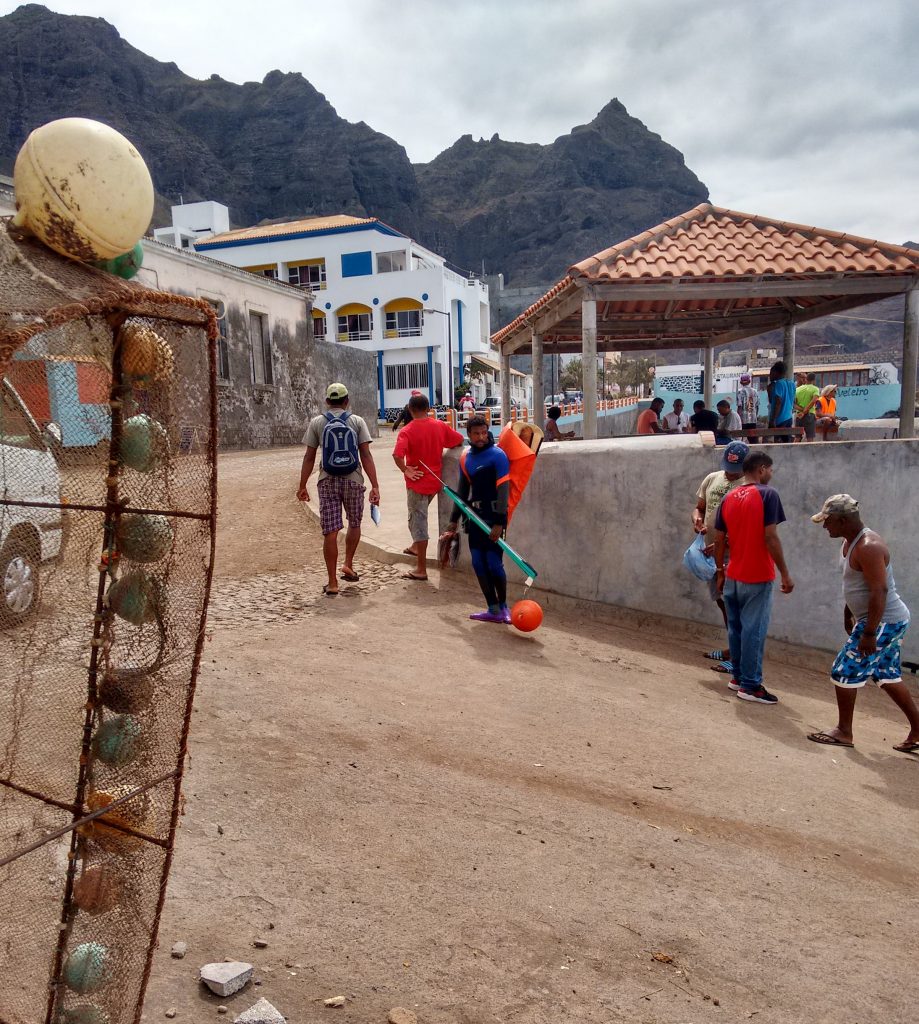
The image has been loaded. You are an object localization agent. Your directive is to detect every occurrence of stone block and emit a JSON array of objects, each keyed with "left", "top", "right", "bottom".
[
  {"left": 200, "top": 960, "right": 254, "bottom": 997},
  {"left": 234, "top": 998, "right": 285, "bottom": 1024}
]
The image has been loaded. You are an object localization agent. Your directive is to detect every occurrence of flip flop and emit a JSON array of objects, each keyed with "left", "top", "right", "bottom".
[
  {"left": 322, "top": 585, "right": 339, "bottom": 597},
  {"left": 806, "top": 731, "right": 854, "bottom": 748},
  {"left": 893, "top": 741, "right": 919, "bottom": 753},
  {"left": 402, "top": 547, "right": 416, "bottom": 556},
  {"left": 709, "top": 661, "right": 733, "bottom": 674},
  {"left": 401, "top": 572, "right": 428, "bottom": 581},
  {"left": 341, "top": 570, "right": 360, "bottom": 582},
  {"left": 704, "top": 649, "right": 729, "bottom": 662}
]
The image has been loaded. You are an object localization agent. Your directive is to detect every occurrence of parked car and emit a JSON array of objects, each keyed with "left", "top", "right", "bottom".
[
  {"left": 477, "top": 396, "right": 520, "bottom": 418},
  {"left": 0, "top": 380, "right": 65, "bottom": 627}
]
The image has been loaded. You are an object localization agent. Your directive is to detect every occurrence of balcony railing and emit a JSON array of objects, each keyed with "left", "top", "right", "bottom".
[
  {"left": 337, "top": 331, "right": 372, "bottom": 343},
  {"left": 384, "top": 328, "right": 423, "bottom": 339}
]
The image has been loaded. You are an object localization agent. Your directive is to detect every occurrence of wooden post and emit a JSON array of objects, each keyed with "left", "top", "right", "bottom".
[
  {"left": 500, "top": 349, "right": 512, "bottom": 432},
  {"left": 783, "top": 323, "right": 796, "bottom": 380},
  {"left": 900, "top": 284, "right": 919, "bottom": 439},
  {"left": 531, "top": 329, "right": 544, "bottom": 426},
  {"left": 703, "top": 343, "right": 715, "bottom": 410},
  {"left": 582, "top": 297, "right": 598, "bottom": 439}
]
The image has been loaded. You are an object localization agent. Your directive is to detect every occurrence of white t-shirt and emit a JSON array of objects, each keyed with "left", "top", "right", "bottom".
[{"left": 662, "top": 411, "right": 690, "bottom": 432}]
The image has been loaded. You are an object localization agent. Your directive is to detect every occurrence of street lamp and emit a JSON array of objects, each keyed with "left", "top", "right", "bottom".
[{"left": 424, "top": 306, "right": 452, "bottom": 407}]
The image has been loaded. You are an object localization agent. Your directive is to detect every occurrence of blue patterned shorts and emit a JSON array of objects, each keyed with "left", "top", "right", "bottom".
[{"left": 831, "top": 620, "right": 910, "bottom": 688}]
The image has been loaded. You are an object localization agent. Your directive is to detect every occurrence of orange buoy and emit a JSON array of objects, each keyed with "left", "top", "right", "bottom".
[{"left": 511, "top": 598, "right": 543, "bottom": 632}]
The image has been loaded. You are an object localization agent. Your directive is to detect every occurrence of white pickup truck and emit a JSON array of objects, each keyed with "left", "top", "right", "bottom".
[{"left": 0, "top": 380, "right": 64, "bottom": 627}]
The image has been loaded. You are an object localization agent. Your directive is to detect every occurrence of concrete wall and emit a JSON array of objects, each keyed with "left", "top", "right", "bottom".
[
  {"left": 555, "top": 404, "right": 638, "bottom": 438},
  {"left": 509, "top": 436, "right": 919, "bottom": 661}
]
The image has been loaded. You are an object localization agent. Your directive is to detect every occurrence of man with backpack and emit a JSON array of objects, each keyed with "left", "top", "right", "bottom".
[{"left": 297, "top": 382, "right": 380, "bottom": 596}]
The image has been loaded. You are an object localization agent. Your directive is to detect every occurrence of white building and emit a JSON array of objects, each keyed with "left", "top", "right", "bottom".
[
  {"left": 158, "top": 204, "right": 493, "bottom": 417},
  {"left": 152, "top": 201, "right": 230, "bottom": 250},
  {"left": 0, "top": 175, "right": 16, "bottom": 217}
]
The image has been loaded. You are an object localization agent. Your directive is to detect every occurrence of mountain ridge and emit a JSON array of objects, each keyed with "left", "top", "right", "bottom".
[{"left": 0, "top": 4, "right": 708, "bottom": 285}]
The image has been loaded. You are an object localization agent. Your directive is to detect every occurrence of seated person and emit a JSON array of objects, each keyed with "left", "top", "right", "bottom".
[
  {"left": 689, "top": 400, "right": 719, "bottom": 434},
  {"left": 815, "top": 384, "right": 840, "bottom": 440},
  {"left": 716, "top": 399, "right": 742, "bottom": 444},
  {"left": 661, "top": 398, "right": 690, "bottom": 433},
  {"left": 545, "top": 405, "right": 576, "bottom": 441},
  {"left": 637, "top": 397, "right": 666, "bottom": 434}
]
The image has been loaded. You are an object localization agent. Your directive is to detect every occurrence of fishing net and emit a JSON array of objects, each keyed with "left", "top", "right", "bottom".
[{"left": 0, "top": 223, "right": 217, "bottom": 1024}]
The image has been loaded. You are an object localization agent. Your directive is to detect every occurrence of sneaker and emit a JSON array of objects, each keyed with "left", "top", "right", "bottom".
[
  {"left": 737, "top": 686, "right": 779, "bottom": 704},
  {"left": 727, "top": 679, "right": 741, "bottom": 691},
  {"left": 499, "top": 605, "right": 512, "bottom": 624},
  {"left": 469, "top": 610, "right": 507, "bottom": 624}
]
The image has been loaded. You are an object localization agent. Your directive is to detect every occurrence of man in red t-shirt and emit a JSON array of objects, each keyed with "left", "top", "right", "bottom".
[
  {"left": 713, "top": 451, "right": 794, "bottom": 704},
  {"left": 393, "top": 393, "right": 464, "bottom": 580}
]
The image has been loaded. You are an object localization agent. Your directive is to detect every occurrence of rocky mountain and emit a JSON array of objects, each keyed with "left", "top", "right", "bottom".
[{"left": 0, "top": 4, "right": 707, "bottom": 288}]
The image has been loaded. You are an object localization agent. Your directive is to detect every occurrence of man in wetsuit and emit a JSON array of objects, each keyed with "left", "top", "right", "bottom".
[{"left": 442, "top": 415, "right": 512, "bottom": 624}]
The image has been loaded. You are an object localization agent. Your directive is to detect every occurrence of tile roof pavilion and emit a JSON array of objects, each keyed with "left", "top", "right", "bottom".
[{"left": 491, "top": 203, "right": 919, "bottom": 438}]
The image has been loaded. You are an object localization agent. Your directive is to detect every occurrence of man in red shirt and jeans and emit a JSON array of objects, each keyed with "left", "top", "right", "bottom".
[
  {"left": 713, "top": 451, "right": 794, "bottom": 704},
  {"left": 393, "top": 393, "right": 464, "bottom": 580}
]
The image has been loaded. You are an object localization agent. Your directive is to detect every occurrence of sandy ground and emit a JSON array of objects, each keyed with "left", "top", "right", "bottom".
[{"left": 142, "top": 443, "right": 919, "bottom": 1024}]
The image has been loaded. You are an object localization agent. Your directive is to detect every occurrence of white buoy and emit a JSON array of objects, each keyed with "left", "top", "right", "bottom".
[{"left": 12, "top": 117, "right": 154, "bottom": 262}]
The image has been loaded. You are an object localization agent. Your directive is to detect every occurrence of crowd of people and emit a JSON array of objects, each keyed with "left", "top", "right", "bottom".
[
  {"left": 297, "top": 379, "right": 917, "bottom": 754},
  {"left": 639, "top": 361, "right": 843, "bottom": 443},
  {"left": 689, "top": 440, "right": 918, "bottom": 752}
]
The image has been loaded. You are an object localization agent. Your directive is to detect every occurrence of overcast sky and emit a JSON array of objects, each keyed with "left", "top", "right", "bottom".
[{"left": 3, "top": 0, "right": 918, "bottom": 243}]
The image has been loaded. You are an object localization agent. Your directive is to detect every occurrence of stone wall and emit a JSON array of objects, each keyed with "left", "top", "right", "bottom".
[
  {"left": 216, "top": 304, "right": 378, "bottom": 450},
  {"left": 509, "top": 436, "right": 919, "bottom": 662},
  {"left": 139, "top": 240, "right": 379, "bottom": 451}
]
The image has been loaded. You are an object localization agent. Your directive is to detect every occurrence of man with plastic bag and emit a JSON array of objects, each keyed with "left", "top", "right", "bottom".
[{"left": 687, "top": 441, "right": 749, "bottom": 673}]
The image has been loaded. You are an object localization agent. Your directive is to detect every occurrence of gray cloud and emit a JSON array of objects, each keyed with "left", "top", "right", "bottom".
[{"left": 2, "top": 0, "right": 916, "bottom": 242}]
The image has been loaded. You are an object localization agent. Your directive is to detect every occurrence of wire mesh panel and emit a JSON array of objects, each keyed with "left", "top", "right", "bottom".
[{"left": 0, "top": 224, "right": 217, "bottom": 1024}]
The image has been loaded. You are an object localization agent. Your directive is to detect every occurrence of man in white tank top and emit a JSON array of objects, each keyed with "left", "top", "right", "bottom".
[{"left": 807, "top": 493, "right": 919, "bottom": 753}]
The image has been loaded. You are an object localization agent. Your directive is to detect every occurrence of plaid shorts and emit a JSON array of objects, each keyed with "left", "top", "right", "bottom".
[
  {"left": 317, "top": 477, "right": 365, "bottom": 535},
  {"left": 831, "top": 620, "right": 910, "bottom": 688}
]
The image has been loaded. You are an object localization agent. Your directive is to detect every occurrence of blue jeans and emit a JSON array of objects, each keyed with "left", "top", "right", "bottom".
[{"left": 723, "top": 579, "right": 774, "bottom": 690}]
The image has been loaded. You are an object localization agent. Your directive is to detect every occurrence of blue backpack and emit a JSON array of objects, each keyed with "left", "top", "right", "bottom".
[{"left": 321, "top": 411, "right": 360, "bottom": 475}]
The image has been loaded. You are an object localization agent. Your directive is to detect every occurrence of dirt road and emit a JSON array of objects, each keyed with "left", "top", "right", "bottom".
[{"left": 144, "top": 447, "right": 919, "bottom": 1023}]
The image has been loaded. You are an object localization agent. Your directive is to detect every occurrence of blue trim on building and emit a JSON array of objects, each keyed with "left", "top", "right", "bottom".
[
  {"left": 195, "top": 220, "right": 405, "bottom": 252},
  {"left": 341, "top": 250, "right": 373, "bottom": 278},
  {"left": 377, "top": 351, "right": 385, "bottom": 418},
  {"left": 427, "top": 346, "right": 435, "bottom": 405},
  {"left": 456, "top": 300, "right": 464, "bottom": 384}
]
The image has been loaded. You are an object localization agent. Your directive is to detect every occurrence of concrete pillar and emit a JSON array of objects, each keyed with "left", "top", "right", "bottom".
[
  {"left": 582, "top": 297, "right": 598, "bottom": 439},
  {"left": 531, "top": 330, "right": 544, "bottom": 424},
  {"left": 703, "top": 343, "right": 715, "bottom": 409},
  {"left": 500, "top": 348, "right": 512, "bottom": 430},
  {"left": 900, "top": 284, "right": 919, "bottom": 439},
  {"left": 783, "top": 323, "right": 796, "bottom": 379}
]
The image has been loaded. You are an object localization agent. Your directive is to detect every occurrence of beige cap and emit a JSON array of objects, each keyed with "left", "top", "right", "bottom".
[
  {"left": 811, "top": 493, "right": 859, "bottom": 523},
  {"left": 326, "top": 382, "right": 348, "bottom": 400}
]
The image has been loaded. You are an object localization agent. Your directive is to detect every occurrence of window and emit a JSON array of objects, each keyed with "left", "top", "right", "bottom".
[
  {"left": 337, "top": 312, "right": 372, "bottom": 342},
  {"left": 243, "top": 264, "right": 278, "bottom": 280},
  {"left": 0, "top": 386, "right": 40, "bottom": 450},
  {"left": 288, "top": 261, "right": 326, "bottom": 289},
  {"left": 313, "top": 314, "right": 326, "bottom": 340},
  {"left": 377, "top": 250, "right": 407, "bottom": 273},
  {"left": 249, "top": 312, "right": 273, "bottom": 385},
  {"left": 341, "top": 251, "right": 373, "bottom": 278},
  {"left": 384, "top": 309, "right": 423, "bottom": 338},
  {"left": 385, "top": 363, "right": 429, "bottom": 391},
  {"left": 205, "top": 300, "right": 231, "bottom": 381}
]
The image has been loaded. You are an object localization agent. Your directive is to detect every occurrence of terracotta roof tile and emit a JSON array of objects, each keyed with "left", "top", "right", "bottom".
[
  {"left": 493, "top": 203, "right": 919, "bottom": 348},
  {"left": 198, "top": 214, "right": 382, "bottom": 247}
]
